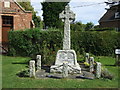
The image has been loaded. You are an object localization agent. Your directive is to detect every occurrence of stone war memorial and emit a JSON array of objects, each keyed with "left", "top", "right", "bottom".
[
  {"left": 50, "top": 5, "right": 81, "bottom": 74},
  {"left": 2, "top": 1, "right": 119, "bottom": 88},
  {"left": 34, "top": 5, "right": 100, "bottom": 79}
]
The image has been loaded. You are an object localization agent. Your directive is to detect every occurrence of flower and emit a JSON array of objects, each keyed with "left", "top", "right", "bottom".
[{"left": 84, "top": 62, "right": 90, "bottom": 66}]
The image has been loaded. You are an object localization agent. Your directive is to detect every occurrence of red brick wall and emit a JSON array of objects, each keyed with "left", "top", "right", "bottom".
[
  {"left": 1, "top": 1, "right": 33, "bottom": 31},
  {"left": 14, "top": 13, "right": 32, "bottom": 30},
  {"left": 0, "top": 0, "right": 33, "bottom": 44}
]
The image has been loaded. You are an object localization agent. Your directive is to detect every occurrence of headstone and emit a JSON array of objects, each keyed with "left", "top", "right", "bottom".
[
  {"left": 96, "top": 62, "right": 102, "bottom": 78},
  {"left": 29, "top": 60, "right": 35, "bottom": 78},
  {"left": 89, "top": 57, "right": 94, "bottom": 72},
  {"left": 62, "top": 62, "right": 68, "bottom": 78},
  {"left": 50, "top": 5, "right": 81, "bottom": 74},
  {"left": 85, "top": 53, "right": 89, "bottom": 63},
  {"left": 36, "top": 55, "right": 41, "bottom": 70}
]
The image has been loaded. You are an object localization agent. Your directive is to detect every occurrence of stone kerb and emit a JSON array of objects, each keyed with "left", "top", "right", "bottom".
[
  {"left": 29, "top": 60, "right": 36, "bottom": 78},
  {"left": 36, "top": 55, "right": 41, "bottom": 71},
  {"left": 96, "top": 62, "right": 102, "bottom": 78}
]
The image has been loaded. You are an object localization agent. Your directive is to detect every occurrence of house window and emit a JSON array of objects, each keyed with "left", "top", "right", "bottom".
[
  {"left": 4, "top": 1, "right": 10, "bottom": 8},
  {"left": 115, "top": 12, "right": 120, "bottom": 19},
  {"left": 2, "top": 16, "right": 13, "bottom": 25}
]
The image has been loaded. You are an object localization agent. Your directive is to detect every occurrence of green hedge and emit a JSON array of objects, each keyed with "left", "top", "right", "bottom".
[
  {"left": 71, "top": 31, "right": 120, "bottom": 56},
  {"left": 8, "top": 28, "right": 63, "bottom": 65},
  {"left": 8, "top": 28, "right": 120, "bottom": 65}
]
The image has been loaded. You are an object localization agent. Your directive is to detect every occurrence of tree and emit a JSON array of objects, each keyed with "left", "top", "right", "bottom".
[
  {"left": 18, "top": 2, "right": 41, "bottom": 27},
  {"left": 71, "top": 21, "right": 86, "bottom": 31},
  {"left": 85, "top": 22, "right": 94, "bottom": 31},
  {"left": 41, "top": 1, "right": 70, "bottom": 29}
]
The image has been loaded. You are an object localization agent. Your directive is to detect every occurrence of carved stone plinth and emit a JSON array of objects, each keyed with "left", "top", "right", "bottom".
[{"left": 50, "top": 50, "right": 81, "bottom": 74}]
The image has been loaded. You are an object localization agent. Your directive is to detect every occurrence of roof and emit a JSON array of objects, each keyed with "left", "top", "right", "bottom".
[
  {"left": 14, "top": 1, "right": 32, "bottom": 13},
  {"left": 2, "top": 0, "right": 32, "bottom": 13},
  {"left": 99, "top": 5, "right": 119, "bottom": 22}
]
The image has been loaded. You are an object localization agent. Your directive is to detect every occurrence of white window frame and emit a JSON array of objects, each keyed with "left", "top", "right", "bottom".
[{"left": 4, "top": 1, "right": 10, "bottom": 8}]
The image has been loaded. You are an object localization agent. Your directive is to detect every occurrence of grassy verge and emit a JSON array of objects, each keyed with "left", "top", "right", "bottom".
[{"left": 2, "top": 55, "right": 119, "bottom": 88}]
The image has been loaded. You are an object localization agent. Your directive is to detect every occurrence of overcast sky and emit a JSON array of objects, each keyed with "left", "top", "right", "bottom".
[{"left": 31, "top": 0, "right": 109, "bottom": 25}]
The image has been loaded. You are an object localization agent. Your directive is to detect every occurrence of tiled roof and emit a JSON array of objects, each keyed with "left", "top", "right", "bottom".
[{"left": 99, "top": 5, "right": 119, "bottom": 22}]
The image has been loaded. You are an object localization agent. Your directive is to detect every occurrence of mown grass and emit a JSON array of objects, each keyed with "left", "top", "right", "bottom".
[{"left": 2, "top": 55, "right": 119, "bottom": 88}]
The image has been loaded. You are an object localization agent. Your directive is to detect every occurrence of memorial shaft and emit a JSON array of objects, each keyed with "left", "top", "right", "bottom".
[{"left": 63, "top": 18, "right": 70, "bottom": 50}]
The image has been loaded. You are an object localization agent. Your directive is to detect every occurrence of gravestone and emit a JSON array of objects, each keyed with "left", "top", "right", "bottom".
[
  {"left": 85, "top": 53, "right": 89, "bottom": 63},
  {"left": 29, "top": 60, "right": 35, "bottom": 78},
  {"left": 89, "top": 57, "right": 94, "bottom": 72},
  {"left": 62, "top": 62, "right": 68, "bottom": 78},
  {"left": 36, "top": 55, "right": 41, "bottom": 70},
  {"left": 50, "top": 5, "right": 81, "bottom": 74},
  {"left": 96, "top": 62, "right": 101, "bottom": 78}
]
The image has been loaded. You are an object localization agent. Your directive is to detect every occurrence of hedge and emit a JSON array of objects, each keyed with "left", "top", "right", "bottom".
[{"left": 8, "top": 28, "right": 120, "bottom": 65}]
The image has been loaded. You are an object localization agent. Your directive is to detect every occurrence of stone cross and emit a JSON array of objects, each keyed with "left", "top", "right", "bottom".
[
  {"left": 59, "top": 5, "right": 75, "bottom": 50},
  {"left": 29, "top": 60, "right": 36, "bottom": 78},
  {"left": 36, "top": 55, "right": 41, "bottom": 70}
]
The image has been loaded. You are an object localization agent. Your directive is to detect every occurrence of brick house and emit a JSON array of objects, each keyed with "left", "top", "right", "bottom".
[
  {"left": 99, "top": 4, "right": 120, "bottom": 30},
  {"left": 0, "top": 0, "right": 35, "bottom": 52}
]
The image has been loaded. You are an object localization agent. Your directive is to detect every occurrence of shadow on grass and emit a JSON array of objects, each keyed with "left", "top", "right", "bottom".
[
  {"left": 104, "top": 65, "right": 116, "bottom": 66},
  {"left": 16, "top": 70, "right": 29, "bottom": 77},
  {"left": 12, "top": 62, "right": 28, "bottom": 64}
]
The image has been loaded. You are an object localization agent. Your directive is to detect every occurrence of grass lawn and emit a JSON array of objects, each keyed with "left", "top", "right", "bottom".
[{"left": 2, "top": 55, "right": 119, "bottom": 88}]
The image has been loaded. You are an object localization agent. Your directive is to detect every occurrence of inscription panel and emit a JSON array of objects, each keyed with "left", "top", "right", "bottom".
[{"left": 56, "top": 50, "right": 75, "bottom": 65}]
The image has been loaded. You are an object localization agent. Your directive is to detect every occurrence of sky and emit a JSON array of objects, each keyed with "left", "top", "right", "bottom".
[{"left": 31, "top": 0, "right": 109, "bottom": 25}]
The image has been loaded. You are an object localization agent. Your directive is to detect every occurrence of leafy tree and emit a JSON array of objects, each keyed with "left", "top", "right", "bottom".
[
  {"left": 71, "top": 21, "right": 86, "bottom": 31},
  {"left": 41, "top": 1, "right": 70, "bottom": 29},
  {"left": 18, "top": 2, "right": 41, "bottom": 27},
  {"left": 85, "top": 22, "right": 94, "bottom": 31}
]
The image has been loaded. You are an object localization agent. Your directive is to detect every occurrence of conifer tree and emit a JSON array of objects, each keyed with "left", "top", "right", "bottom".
[{"left": 41, "top": 1, "right": 70, "bottom": 29}]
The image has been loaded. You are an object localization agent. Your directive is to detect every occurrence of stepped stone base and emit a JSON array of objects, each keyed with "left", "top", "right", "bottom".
[{"left": 50, "top": 50, "right": 81, "bottom": 74}]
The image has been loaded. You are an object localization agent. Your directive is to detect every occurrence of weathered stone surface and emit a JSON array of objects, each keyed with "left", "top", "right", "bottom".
[
  {"left": 89, "top": 57, "right": 94, "bottom": 72},
  {"left": 36, "top": 55, "right": 41, "bottom": 70},
  {"left": 85, "top": 53, "right": 89, "bottom": 63},
  {"left": 50, "top": 50, "right": 81, "bottom": 74},
  {"left": 96, "top": 62, "right": 102, "bottom": 78},
  {"left": 59, "top": 5, "right": 75, "bottom": 50},
  {"left": 29, "top": 60, "right": 35, "bottom": 78},
  {"left": 62, "top": 62, "right": 68, "bottom": 78},
  {"left": 55, "top": 50, "right": 78, "bottom": 66},
  {"left": 50, "top": 5, "right": 81, "bottom": 74}
]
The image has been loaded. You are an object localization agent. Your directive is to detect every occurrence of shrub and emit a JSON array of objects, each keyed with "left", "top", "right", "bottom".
[
  {"left": 8, "top": 28, "right": 120, "bottom": 65},
  {"left": 8, "top": 28, "right": 63, "bottom": 65},
  {"left": 71, "top": 31, "right": 120, "bottom": 56}
]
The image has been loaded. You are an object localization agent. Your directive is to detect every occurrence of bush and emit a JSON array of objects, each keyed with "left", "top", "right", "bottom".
[
  {"left": 71, "top": 31, "right": 120, "bottom": 56},
  {"left": 8, "top": 28, "right": 63, "bottom": 65},
  {"left": 8, "top": 28, "right": 120, "bottom": 65}
]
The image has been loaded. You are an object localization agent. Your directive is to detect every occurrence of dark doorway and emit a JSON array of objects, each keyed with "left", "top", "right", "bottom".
[{"left": 2, "top": 16, "right": 13, "bottom": 51}]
